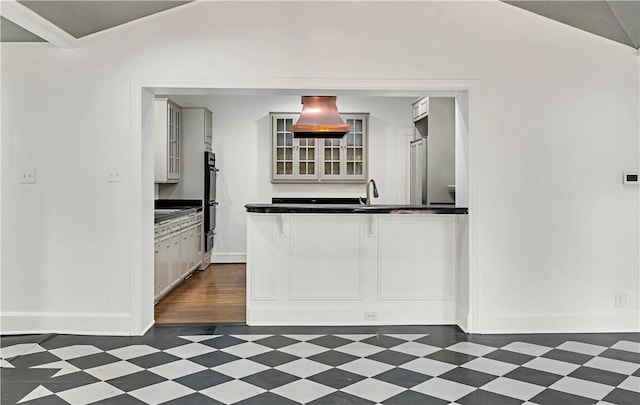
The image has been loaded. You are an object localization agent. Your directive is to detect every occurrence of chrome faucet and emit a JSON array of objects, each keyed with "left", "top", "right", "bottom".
[{"left": 361, "top": 179, "right": 379, "bottom": 206}]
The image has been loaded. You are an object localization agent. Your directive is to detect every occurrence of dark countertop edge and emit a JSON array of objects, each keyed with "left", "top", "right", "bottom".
[
  {"left": 272, "top": 197, "right": 365, "bottom": 205},
  {"left": 245, "top": 204, "right": 468, "bottom": 215},
  {"left": 155, "top": 207, "right": 203, "bottom": 223},
  {"left": 155, "top": 199, "right": 202, "bottom": 209}
]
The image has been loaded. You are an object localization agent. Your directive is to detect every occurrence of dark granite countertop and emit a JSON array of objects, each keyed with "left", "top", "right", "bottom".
[
  {"left": 155, "top": 199, "right": 203, "bottom": 223},
  {"left": 245, "top": 203, "right": 467, "bottom": 214},
  {"left": 155, "top": 207, "right": 201, "bottom": 223}
]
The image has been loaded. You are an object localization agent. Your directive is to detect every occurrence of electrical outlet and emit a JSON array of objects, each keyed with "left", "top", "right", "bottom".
[
  {"left": 364, "top": 312, "right": 378, "bottom": 321},
  {"left": 107, "top": 170, "right": 122, "bottom": 183},
  {"left": 19, "top": 168, "right": 36, "bottom": 184},
  {"left": 615, "top": 292, "right": 628, "bottom": 307}
]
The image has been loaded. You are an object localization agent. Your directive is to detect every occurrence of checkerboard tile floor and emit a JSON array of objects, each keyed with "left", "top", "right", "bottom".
[{"left": 2, "top": 325, "right": 639, "bottom": 404}]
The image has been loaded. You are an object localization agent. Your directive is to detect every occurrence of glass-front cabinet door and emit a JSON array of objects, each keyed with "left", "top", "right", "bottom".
[
  {"left": 343, "top": 115, "right": 366, "bottom": 181},
  {"left": 318, "top": 114, "right": 368, "bottom": 182},
  {"left": 271, "top": 114, "right": 318, "bottom": 181},
  {"left": 167, "top": 101, "right": 181, "bottom": 181},
  {"left": 321, "top": 138, "right": 342, "bottom": 179},
  {"left": 271, "top": 113, "right": 367, "bottom": 183}
]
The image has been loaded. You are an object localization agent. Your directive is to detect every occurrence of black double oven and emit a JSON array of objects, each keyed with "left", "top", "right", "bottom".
[{"left": 204, "top": 152, "right": 218, "bottom": 252}]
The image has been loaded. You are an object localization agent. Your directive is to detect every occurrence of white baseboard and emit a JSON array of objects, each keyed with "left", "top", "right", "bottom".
[
  {"left": 477, "top": 312, "right": 640, "bottom": 334},
  {"left": 212, "top": 252, "right": 246, "bottom": 263},
  {"left": 247, "top": 306, "right": 456, "bottom": 326},
  {"left": 456, "top": 309, "right": 469, "bottom": 332},
  {"left": 142, "top": 320, "right": 155, "bottom": 336},
  {"left": 1, "top": 311, "right": 132, "bottom": 336}
]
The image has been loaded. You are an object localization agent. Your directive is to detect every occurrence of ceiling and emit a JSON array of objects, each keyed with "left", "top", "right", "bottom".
[
  {"left": 0, "top": 1, "right": 191, "bottom": 46},
  {"left": 505, "top": 1, "right": 639, "bottom": 49},
  {"left": 0, "top": 0, "right": 638, "bottom": 50}
]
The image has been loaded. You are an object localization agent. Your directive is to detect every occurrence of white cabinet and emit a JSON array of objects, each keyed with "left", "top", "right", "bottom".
[
  {"left": 412, "top": 97, "right": 429, "bottom": 122},
  {"left": 412, "top": 97, "right": 429, "bottom": 140},
  {"left": 169, "top": 230, "right": 182, "bottom": 291},
  {"left": 187, "top": 224, "right": 199, "bottom": 271},
  {"left": 410, "top": 97, "right": 455, "bottom": 203},
  {"left": 270, "top": 113, "right": 368, "bottom": 183},
  {"left": 178, "top": 222, "right": 190, "bottom": 281},
  {"left": 159, "top": 108, "right": 212, "bottom": 200},
  {"left": 153, "top": 240, "right": 161, "bottom": 298},
  {"left": 183, "top": 107, "right": 213, "bottom": 153},
  {"left": 204, "top": 109, "right": 213, "bottom": 152},
  {"left": 319, "top": 115, "right": 368, "bottom": 182},
  {"left": 246, "top": 212, "right": 457, "bottom": 325},
  {"left": 154, "top": 98, "right": 182, "bottom": 183},
  {"left": 154, "top": 221, "right": 172, "bottom": 299},
  {"left": 271, "top": 114, "right": 319, "bottom": 182},
  {"left": 153, "top": 212, "right": 203, "bottom": 303},
  {"left": 289, "top": 215, "right": 366, "bottom": 299},
  {"left": 156, "top": 233, "right": 174, "bottom": 299}
]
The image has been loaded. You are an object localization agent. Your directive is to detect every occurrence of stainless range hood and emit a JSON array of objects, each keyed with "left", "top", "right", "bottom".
[{"left": 291, "top": 96, "right": 350, "bottom": 139}]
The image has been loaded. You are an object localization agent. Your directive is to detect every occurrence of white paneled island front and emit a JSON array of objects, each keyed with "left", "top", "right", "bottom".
[{"left": 245, "top": 204, "right": 469, "bottom": 326}]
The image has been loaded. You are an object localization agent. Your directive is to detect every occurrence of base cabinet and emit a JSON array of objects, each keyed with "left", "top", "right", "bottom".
[
  {"left": 289, "top": 215, "right": 365, "bottom": 299},
  {"left": 247, "top": 213, "right": 456, "bottom": 325},
  {"left": 154, "top": 212, "right": 203, "bottom": 303}
]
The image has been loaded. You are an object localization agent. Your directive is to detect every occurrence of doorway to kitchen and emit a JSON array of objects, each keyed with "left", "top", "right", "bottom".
[{"left": 133, "top": 79, "right": 476, "bottom": 335}]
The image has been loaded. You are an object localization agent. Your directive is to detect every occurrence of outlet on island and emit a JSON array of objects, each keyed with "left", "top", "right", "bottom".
[
  {"left": 615, "top": 292, "right": 628, "bottom": 307},
  {"left": 364, "top": 312, "right": 378, "bottom": 321}
]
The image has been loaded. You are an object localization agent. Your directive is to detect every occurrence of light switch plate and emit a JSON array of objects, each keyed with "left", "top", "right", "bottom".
[{"left": 19, "top": 168, "right": 36, "bottom": 184}]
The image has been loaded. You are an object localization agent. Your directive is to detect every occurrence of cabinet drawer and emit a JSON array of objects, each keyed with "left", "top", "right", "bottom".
[{"left": 157, "top": 222, "right": 172, "bottom": 237}]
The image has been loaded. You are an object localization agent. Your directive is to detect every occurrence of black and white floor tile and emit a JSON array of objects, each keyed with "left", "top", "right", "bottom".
[{"left": 2, "top": 325, "right": 639, "bottom": 405}]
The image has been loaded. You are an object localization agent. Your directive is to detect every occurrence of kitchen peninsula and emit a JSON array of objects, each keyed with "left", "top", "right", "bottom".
[{"left": 245, "top": 201, "right": 469, "bottom": 326}]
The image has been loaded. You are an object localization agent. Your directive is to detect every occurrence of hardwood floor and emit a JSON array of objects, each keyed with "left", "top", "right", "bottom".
[{"left": 154, "top": 263, "right": 246, "bottom": 324}]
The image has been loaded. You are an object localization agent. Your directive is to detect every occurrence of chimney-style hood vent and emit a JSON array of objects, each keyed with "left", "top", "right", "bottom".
[{"left": 292, "top": 96, "right": 350, "bottom": 139}]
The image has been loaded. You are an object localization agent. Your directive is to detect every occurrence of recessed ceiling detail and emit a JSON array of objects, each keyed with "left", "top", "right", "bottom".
[
  {"left": 1, "top": 0, "right": 191, "bottom": 42},
  {"left": 1, "top": 1, "right": 638, "bottom": 49},
  {"left": 607, "top": 0, "right": 640, "bottom": 48},
  {"left": 504, "top": 0, "right": 640, "bottom": 49},
  {"left": 1, "top": 15, "right": 45, "bottom": 42},
  {"left": 17, "top": 0, "right": 191, "bottom": 38}
]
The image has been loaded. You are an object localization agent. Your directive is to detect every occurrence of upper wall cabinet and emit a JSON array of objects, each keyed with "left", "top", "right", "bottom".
[
  {"left": 203, "top": 108, "right": 213, "bottom": 152},
  {"left": 320, "top": 114, "right": 368, "bottom": 182},
  {"left": 271, "top": 114, "right": 319, "bottom": 182},
  {"left": 412, "top": 97, "right": 429, "bottom": 140},
  {"left": 155, "top": 98, "right": 182, "bottom": 183},
  {"left": 412, "top": 97, "right": 429, "bottom": 122},
  {"left": 182, "top": 107, "right": 213, "bottom": 152},
  {"left": 270, "top": 113, "right": 369, "bottom": 183}
]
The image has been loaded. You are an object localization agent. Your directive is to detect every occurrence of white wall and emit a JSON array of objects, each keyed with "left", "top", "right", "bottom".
[
  {"left": 1, "top": 1, "right": 637, "bottom": 335},
  {"left": 167, "top": 94, "right": 414, "bottom": 261}
]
